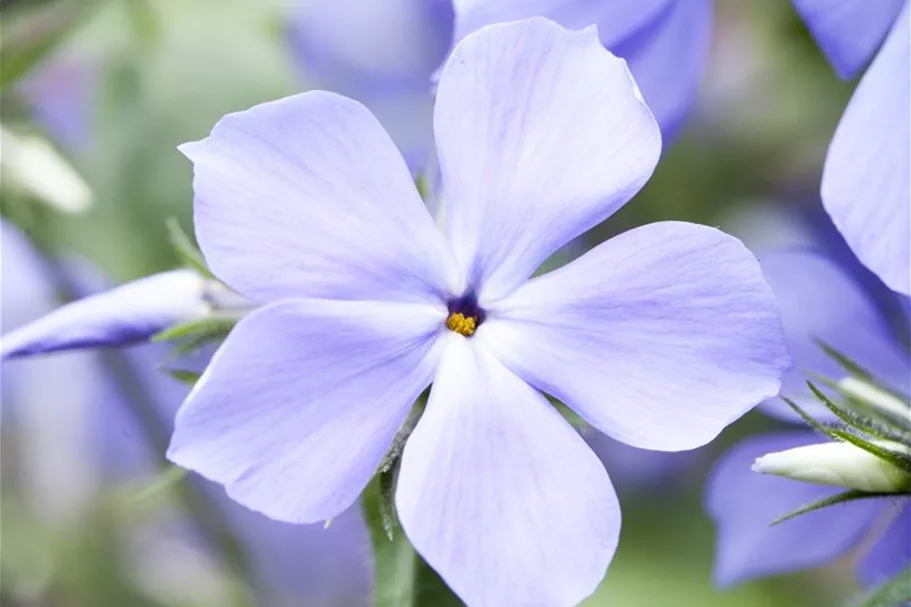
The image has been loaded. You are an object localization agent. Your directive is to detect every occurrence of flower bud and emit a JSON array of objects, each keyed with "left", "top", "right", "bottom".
[
  {"left": 837, "top": 376, "right": 911, "bottom": 421},
  {"left": 752, "top": 440, "right": 911, "bottom": 493},
  {"left": 0, "top": 125, "right": 92, "bottom": 214},
  {"left": 1, "top": 270, "right": 250, "bottom": 359}
]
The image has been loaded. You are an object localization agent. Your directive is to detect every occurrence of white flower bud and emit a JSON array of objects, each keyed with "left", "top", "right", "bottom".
[
  {"left": 752, "top": 440, "right": 911, "bottom": 493},
  {"left": 1, "top": 269, "right": 252, "bottom": 359},
  {"left": 837, "top": 377, "right": 911, "bottom": 421},
  {"left": 0, "top": 125, "right": 92, "bottom": 214}
]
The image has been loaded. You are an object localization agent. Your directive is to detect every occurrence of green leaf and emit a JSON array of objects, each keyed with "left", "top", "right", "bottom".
[
  {"left": 850, "top": 566, "right": 911, "bottom": 607},
  {"left": 771, "top": 490, "right": 901, "bottom": 526},
  {"left": 165, "top": 216, "right": 212, "bottom": 277}
]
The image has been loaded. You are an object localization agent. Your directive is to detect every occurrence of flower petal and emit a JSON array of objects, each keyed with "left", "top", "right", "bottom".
[
  {"left": 452, "top": 0, "right": 672, "bottom": 49},
  {"left": 167, "top": 298, "right": 446, "bottom": 523},
  {"left": 757, "top": 251, "right": 909, "bottom": 421},
  {"left": 619, "top": 0, "right": 713, "bottom": 138},
  {"left": 182, "top": 91, "right": 457, "bottom": 304},
  {"left": 706, "top": 431, "right": 881, "bottom": 587},
  {"left": 435, "top": 17, "right": 661, "bottom": 301},
  {"left": 287, "top": 0, "right": 453, "bottom": 93},
  {"left": 858, "top": 504, "right": 911, "bottom": 588},
  {"left": 822, "top": 5, "right": 910, "bottom": 295},
  {"left": 481, "top": 221, "right": 789, "bottom": 451},
  {"left": 790, "top": 0, "right": 904, "bottom": 78},
  {"left": 1, "top": 270, "right": 211, "bottom": 359},
  {"left": 396, "top": 334, "right": 619, "bottom": 607}
]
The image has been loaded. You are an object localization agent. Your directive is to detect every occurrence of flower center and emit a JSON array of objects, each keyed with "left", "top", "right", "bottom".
[{"left": 446, "top": 293, "right": 485, "bottom": 337}]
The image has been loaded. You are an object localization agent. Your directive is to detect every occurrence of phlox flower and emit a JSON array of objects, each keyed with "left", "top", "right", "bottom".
[
  {"left": 791, "top": 0, "right": 910, "bottom": 295},
  {"left": 170, "top": 18, "right": 788, "bottom": 607},
  {"left": 707, "top": 250, "right": 910, "bottom": 588}
]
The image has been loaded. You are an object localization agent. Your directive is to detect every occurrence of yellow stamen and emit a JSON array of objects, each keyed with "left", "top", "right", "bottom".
[{"left": 446, "top": 312, "right": 477, "bottom": 336}]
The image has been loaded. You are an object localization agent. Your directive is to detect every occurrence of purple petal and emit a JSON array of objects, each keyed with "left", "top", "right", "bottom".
[
  {"left": 285, "top": 0, "right": 453, "bottom": 158},
  {"left": 618, "top": 0, "right": 713, "bottom": 138},
  {"left": 452, "top": 0, "right": 672, "bottom": 49},
  {"left": 480, "top": 221, "right": 789, "bottom": 451},
  {"left": 822, "top": 5, "right": 910, "bottom": 295},
  {"left": 182, "top": 91, "right": 457, "bottom": 304},
  {"left": 18, "top": 60, "right": 96, "bottom": 151},
  {"left": 287, "top": 0, "right": 453, "bottom": 94},
  {"left": 396, "top": 335, "right": 619, "bottom": 607},
  {"left": 757, "top": 251, "right": 909, "bottom": 421},
  {"left": 215, "top": 498, "right": 372, "bottom": 606},
  {"left": 586, "top": 432, "right": 699, "bottom": 490},
  {"left": 1, "top": 220, "right": 57, "bottom": 332},
  {"left": 790, "top": 0, "right": 904, "bottom": 78},
  {"left": 435, "top": 17, "right": 661, "bottom": 301},
  {"left": 168, "top": 298, "right": 446, "bottom": 523},
  {"left": 858, "top": 504, "right": 911, "bottom": 588},
  {"left": 1, "top": 270, "right": 211, "bottom": 359},
  {"left": 706, "top": 431, "right": 882, "bottom": 587}
]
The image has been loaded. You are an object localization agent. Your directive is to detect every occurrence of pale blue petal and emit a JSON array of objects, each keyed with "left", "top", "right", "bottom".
[
  {"left": 215, "top": 498, "right": 372, "bottom": 607},
  {"left": 397, "top": 335, "right": 619, "bottom": 607},
  {"left": 1, "top": 270, "right": 210, "bottom": 359},
  {"left": 285, "top": 0, "right": 453, "bottom": 158},
  {"left": 181, "top": 91, "right": 457, "bottom": 305},
  {"left": 707, "top": 431, "right": 882, "bottom": 586},
  {"left": 619, "top": 0, "right": 713, "bottom": 138},
  {"left": 452, "top": 0, "right": 672, "bottom": 48},
  {"left": 435, "top": 18, "right": 661, "bottom": 301},
  {"left": 287, "top": 0, "right": 453, "bottom": 94},
  {"left": 790, "top": 0, "right": 904, "bottom": 78},
  {"left": 758, "top": 251, "right": 909, "bottom": 421},
  {"left": 168, "top": 298, "right": 446, "bottom": 523},
  {"left": 822, "top": 5, "right": 910, "bottom": 295},
  {"left": 480, "top": 221, "right": 789, "bottom": 451},
  {"left": 858, "top": 504, "right": 911, "bottom": 588},
  {"left": 1, "top": 220, "right": 57, "bottom": 332}
]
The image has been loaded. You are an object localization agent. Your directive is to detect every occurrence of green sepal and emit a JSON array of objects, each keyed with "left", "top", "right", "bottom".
[
  {"left": 166, "top": 216, "right": 213, "bottom": 278},
  {"left": 770, "top": 490, "right": 904, "bottom": 526},
  {"left": 161, "top": 367, "right": 203, "bottom": 386},
  {"left": 815, "top": 340, "right": 875, "bottom": 381},
  {"left": 805, "top": 381, "right": 892, "bottom": 441},
  {"left": 152, "top": 315, "right": 237, "bottom": 354}
]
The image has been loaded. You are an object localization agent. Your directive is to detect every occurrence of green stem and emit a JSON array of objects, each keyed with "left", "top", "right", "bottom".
[{"left": 362, "top": 476, "right": 463, "bottom": 607}]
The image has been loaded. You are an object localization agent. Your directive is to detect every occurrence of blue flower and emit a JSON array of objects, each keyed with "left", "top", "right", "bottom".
[
  {"left": 792, "top": 0, "right": 910, "bottom": 295},
  {"left": 170, "top": 18, "right": 789, "bottom": 606},
  {"left": 451, "top": 0, "right": 714, "bottom": 139},
  {"left": 707, "top": 250, "right": 911, "bottom": 588}
]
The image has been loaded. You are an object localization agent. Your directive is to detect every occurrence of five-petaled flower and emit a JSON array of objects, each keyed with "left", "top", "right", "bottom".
[{"left": 169, "top": 18, "right": 789, "bottom": 607}]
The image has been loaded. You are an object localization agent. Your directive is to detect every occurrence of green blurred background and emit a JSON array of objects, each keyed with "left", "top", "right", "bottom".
[{"left": 0, "top": 0, "right": 868, "bottom": 605}]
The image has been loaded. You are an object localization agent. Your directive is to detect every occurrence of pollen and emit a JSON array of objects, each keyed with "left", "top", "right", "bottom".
[{"left": 446, "top": 312, "right": 477, "bottom": 336}]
